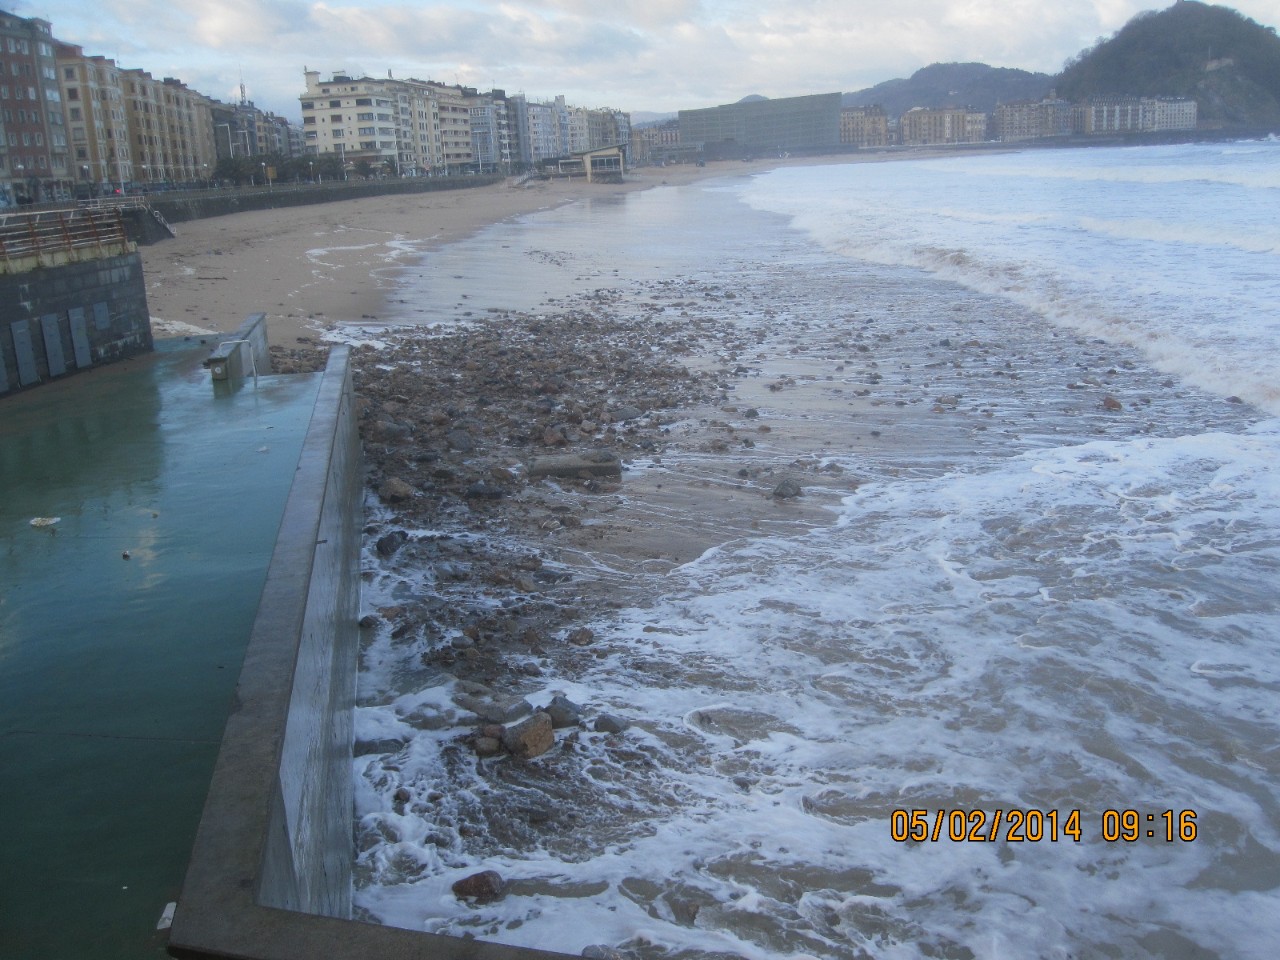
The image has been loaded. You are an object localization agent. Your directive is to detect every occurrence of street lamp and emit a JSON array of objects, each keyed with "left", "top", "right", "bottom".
[
  {"left": 309, "top": 160, "right": 314, "bottom": 184},
  {"left": 261, "top": 161, "right": 271, "bottom": 191}
]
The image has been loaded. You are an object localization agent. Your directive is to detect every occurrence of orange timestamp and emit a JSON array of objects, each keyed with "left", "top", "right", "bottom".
[{"left": 890, "top": 808, "right": 1199, "bottom": 843}]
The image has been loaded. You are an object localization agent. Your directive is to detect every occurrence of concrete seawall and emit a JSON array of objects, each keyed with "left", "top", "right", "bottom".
[
  {"left": 168, "top": 347, "right": 571, "bottom": 960},
  {"left": 150, "top": 175, "right": 502, "bottom": 225},
  {"left": 0, "top": 251, "right": 152, "bottom": 396}
]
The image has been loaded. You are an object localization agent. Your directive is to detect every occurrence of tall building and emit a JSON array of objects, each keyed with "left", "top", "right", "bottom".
[
  {"left": 55, "top": 43, "right": 132, "bottom": 193},
  {"left": 0, "top": 9, "right": 69, "bottom": 205},
  {"left": 840, "top": 105, "right": 889, "bottom": 148},
  {"left": 118, "top": 69, "right": 216, "bottom": 185},
  {"left": 993, "top": 97, "right": 1073, "bottom": 142},
  {"left": 898, "top": 107, "right": 988, "bottom": 145},
  {"left": 679, "top": 94, "right": 841, "bottom": 159},
  {"left": 300, "top": 70, "right": 486, "bottom": 176}
]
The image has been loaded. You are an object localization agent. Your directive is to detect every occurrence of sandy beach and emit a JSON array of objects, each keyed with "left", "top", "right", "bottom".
[{"left": 139, "top": 163, "right": 761, "bottom": 348}]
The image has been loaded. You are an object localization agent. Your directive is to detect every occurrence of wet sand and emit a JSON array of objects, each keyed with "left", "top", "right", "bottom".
[{"left": 140, "top": 164, "right": 776, "bottom": 347}]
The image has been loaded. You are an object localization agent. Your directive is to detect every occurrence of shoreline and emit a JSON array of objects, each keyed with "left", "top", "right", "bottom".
[
  {"left": 139, "top": 146, "right": 1005, "bottom": 351},
  {"left": 140, "top": 161, "right": 774, "bottom": 349}
]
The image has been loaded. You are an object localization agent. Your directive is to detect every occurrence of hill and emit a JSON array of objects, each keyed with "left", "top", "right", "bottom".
[
  {"left": 1056, "top": 1, "right": 1280, "bottom": 128},
  {"left": 842, "top": 62, "right": 1052, "bottom": 118}
]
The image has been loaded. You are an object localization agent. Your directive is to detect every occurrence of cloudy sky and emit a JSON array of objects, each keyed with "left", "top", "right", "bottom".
[{"left": 18, "top": 0, "right": 1280, "bottom": 119}]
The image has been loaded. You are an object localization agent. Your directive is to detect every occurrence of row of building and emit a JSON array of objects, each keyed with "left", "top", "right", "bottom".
[
  {"left": 2, "top": 5, "right": 1202, "bottom": 208},
  {"left": 297, "top": 70, "right": 631, "bottom": 179},
  {"left": 0, "top": 9, "right": 307, "bottom": 206},
  {"left": 0, "top": 10, "right": 633, "bottom": 207},
  {"left": 636, "top": 92, "right": 1199, "bottom": 161}
]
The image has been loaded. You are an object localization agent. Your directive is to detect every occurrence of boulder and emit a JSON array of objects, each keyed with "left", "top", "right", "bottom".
[
  {"left": 594, "top": 713, "right": 629, "bottom": 735},
  {"left": 451, "top": 870, "right": 506, "bottom": 901},
  {"left": 375, "top": 529, "right": 409, "bottom": 557},
  {"left": 377, "top": 478, "right": 416, "bottom": 502},
  {"left": 501, "top": 712, "right": 555, "bottom": 758},
  {"left": 772, "top": 478, "right": 803, "bottom": 499},
  {"left": 528, "top": 454, "right": 622, "bottom": 481},
  {"left": 544, "top": 695, "right": 582, "bottom": 729}
]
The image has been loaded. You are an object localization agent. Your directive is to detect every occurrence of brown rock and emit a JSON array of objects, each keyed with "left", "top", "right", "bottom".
[
  {"left": 501, "top": 711, "right": 555, "bottom": 759},
  {"left": 451, "top": 870, "right": 506, "bottom": 901},
  {"left": 567, "top": 627, "right": 595, "bottom": 646},
  {"left": 1102, "top": 395, "right": 1123, "bottom": 411},
  {"left": 378, "top": 478, "right": 416, "bottom": 502}
]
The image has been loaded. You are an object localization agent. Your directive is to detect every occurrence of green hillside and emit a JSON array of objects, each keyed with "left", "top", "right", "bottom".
[{"left": 1056, "top": 1, "right": 1280, "bottom": 128}]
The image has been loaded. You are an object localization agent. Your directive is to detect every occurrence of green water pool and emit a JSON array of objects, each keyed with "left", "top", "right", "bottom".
[{"left": 0, "top": 341, "right": 322, "bottom": 959}]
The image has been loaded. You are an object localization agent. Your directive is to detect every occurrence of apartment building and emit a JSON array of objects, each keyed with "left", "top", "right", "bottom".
[
  {"left": 54, "top": 44, "right": 132, "bottom": 192},
  {"left": 0, "top": 9, "right": 69, "bottom": 205},
  {"left": 840, "top": 105, "right": 889, "bottom": 148},
  {"left": 118, "top": 69, "right": 217, "bottom": 185},
  {"left": 300, "top": 70, "right": 485, "bottom": 176},
  {"left": 510, "top": 95, "right": 562, "bottom": 168},
  {"left": 469, "top": 92, "right": 512, "bottom": 173},
  {"left": 898, "top": 106, "right": 988, "bottom": 145},
  {"left": 993, "top": 97, "right": 1073, "bottom": 142},
  {"left": 1074, "top": 96, "right": 1197, "bottom": 135}
]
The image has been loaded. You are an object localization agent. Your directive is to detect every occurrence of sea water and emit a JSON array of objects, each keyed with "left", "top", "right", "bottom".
[{"left": 355, "top": 142, "right": 1280, "bottom": 959}]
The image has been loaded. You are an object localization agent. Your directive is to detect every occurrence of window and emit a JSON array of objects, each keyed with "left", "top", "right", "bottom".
[
  {"left": 358, "top": 126, "right": 374, "bottom": 135},
  {"left": 301, "top": 101, "right": 313, "bottom": 110},
  {"left": 357, "top": 112, "right": 374, "bottom": 121},
  {"left": 330, "top": 113, "right": 342, "bottom": 123},
  {"left": 332, "top": 128, "right": 343, "bottom": 138},
  {"left": 328, "top": 99, "right": 340, "bottom": 108},
  {"left": 302, "top": 116, "right": 315, "bottom": 124},
  {"left": 355, "top": 98, "right": 372, "bottom": 106},
  {"left": 67, "top": 86, "right": 78, "bottom": 100}
]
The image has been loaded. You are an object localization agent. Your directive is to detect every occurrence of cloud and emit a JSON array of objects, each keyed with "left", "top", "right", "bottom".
[{"left": 22, "top": 0, "right": 1280, "bottom": 118}]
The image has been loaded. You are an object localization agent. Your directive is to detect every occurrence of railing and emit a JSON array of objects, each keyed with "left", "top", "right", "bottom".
[{"left": 0, "top": 209, "right": 133, "bottom": 274}]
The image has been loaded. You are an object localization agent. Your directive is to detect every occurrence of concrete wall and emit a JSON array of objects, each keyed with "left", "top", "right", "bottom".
[
  {"left": 205, "top": 313, "right": 271, "bottom": 383},
  {"left": 0, "top": 252, "right": 152, "bottom": 397},
  {"left": 151, "top": 175, "right": 502, "bottom": 226},
  {"left": 168, "top": 348, "right": 572, "bottom": 960}
]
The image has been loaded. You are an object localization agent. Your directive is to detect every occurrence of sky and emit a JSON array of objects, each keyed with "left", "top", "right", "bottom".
[{"left": 16, "top": 0, "right": 1280, "bottom": 120}]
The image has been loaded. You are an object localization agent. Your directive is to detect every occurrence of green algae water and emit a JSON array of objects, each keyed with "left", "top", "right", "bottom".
[{"left": 0, "top": 341, "right": 321, "bottom": 959}]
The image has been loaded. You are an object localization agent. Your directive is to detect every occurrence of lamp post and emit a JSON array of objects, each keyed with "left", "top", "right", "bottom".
[{"left": 309, "top": 160, "right": 314, "bottom": 184}]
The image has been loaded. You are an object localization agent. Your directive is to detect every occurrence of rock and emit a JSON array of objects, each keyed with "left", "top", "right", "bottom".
[
  {"left": 473, "top": 736, "right": 502, "bottom": 757},
  {"left": 452, "top": 870, "right": 506, "bottom": 902},
  {"left": 367, "top": 420, "right": 410, "bottom": 442},
  {"left": 582, "top": 947, "right": 624, "bottom": 960},
  {"left": 455, "top": 695, "right": 532, "bottom": 724},
  {"left": 375, "top": 529, "right": 409, "bottom": 557},
  {"left": 377, "top": 478, "right": 416, "bottom": 502},
  {"left": 566, "top": 627, "right": 595, "bottom": 646},
  {"left": 544, "top": 695, "right": 582, "bottom": 729},
  {"left": 528, "top": 454, "right": 622, "bottom": 481},
  {"left": 464, "top": 481, "right": 505, "bottom": 500},
  {"left": 594, "top": 713, "right": 629, "bottom": 735},
  {"left": 1101, "top": 395, "right": 1123, "bottom": 411},
  {"left": 446, "top": 429, "right": 476, "bottom": 452},
  {"left": 541, "top": 426, "right": 570, "bottom": 447},
  {"left": 358, "top": 614, "right": 381, "bottom": 629},
  {"left": 610, "top": 405, "right": 644, "bottom": 422},
  {"left": 393, "top": 787, "right": 411, "bottom": 803},
  {"left": 772, "top": 478, "right": 803, "bottom": 499},
  {"left": 501, "top": 711, "right": 555, "bottom": 758}
]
